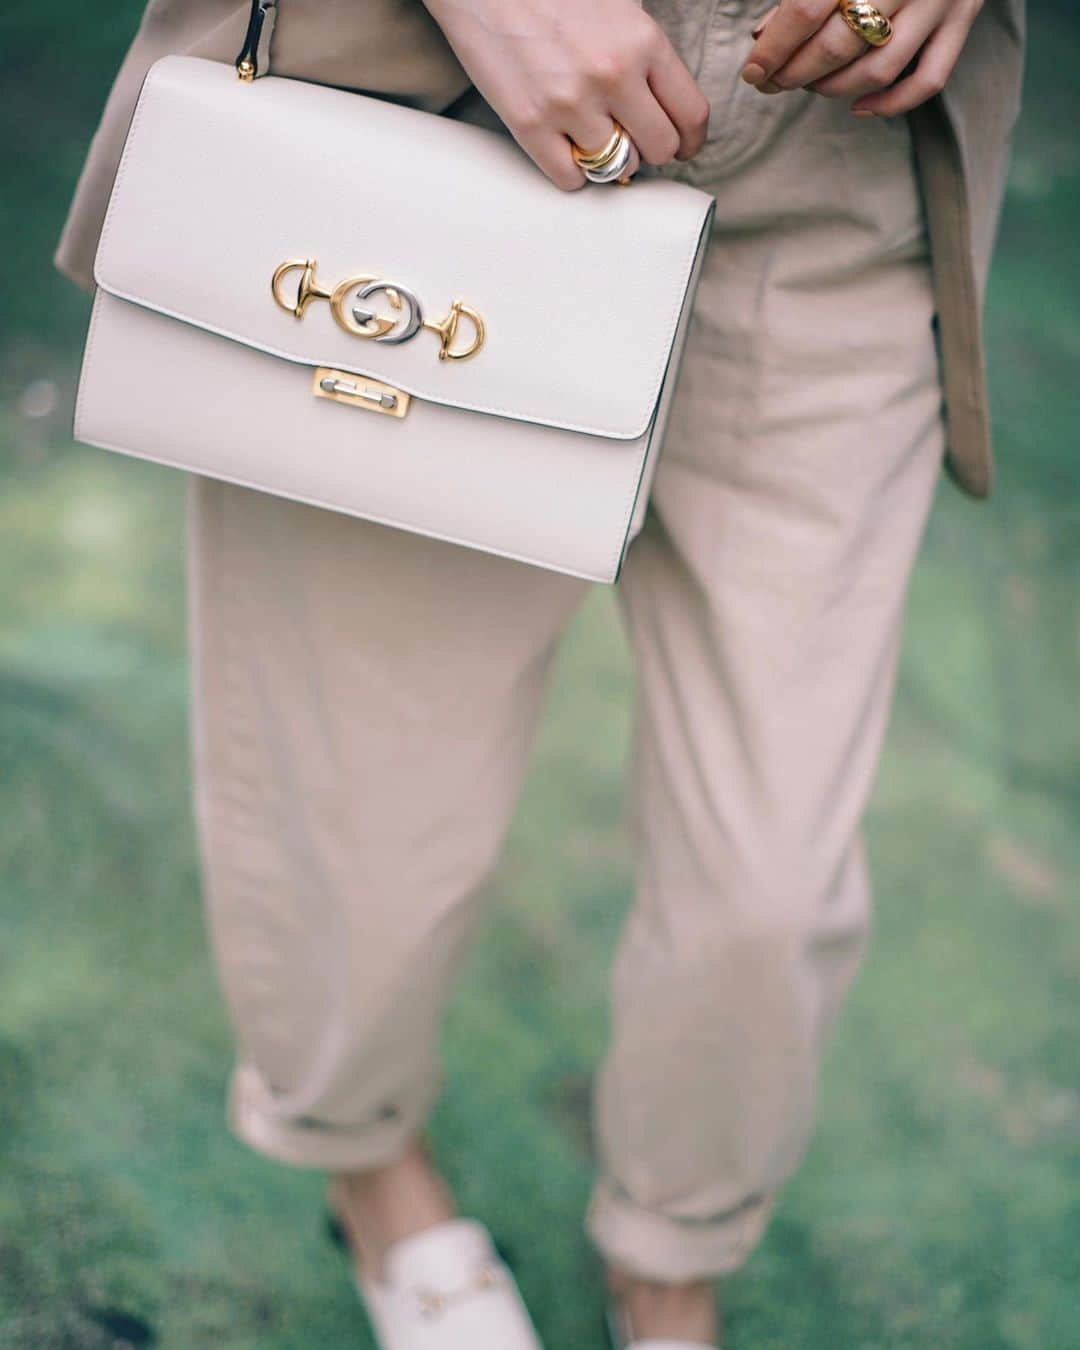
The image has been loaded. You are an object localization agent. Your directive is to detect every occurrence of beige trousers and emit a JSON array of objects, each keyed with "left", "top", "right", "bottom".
[{"left": 187, "top": 2, "right": 945, "bottom": 1283}]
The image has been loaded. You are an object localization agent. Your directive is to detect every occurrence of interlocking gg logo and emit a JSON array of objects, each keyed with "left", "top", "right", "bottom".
[{"left": 271, "top": 259, "right": 485, "bottom": 362}]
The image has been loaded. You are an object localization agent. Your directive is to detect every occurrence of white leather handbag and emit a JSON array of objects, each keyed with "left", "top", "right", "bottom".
[{"left": 74, "top": 17, "right": 715, "bottom": 583}]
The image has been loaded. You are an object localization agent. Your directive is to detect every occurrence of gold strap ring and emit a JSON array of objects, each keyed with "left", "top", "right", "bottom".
[{"left": 838, "top": 0, "right": 894, "bottom": 46}]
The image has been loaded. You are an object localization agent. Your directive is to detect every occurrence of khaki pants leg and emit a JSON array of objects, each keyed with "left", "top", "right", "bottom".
[
  {"left": 585, "top": 4, "right": 946, "bottom": 1279},
  {"left": 188, "top": 482, "right": 588, "bottom": 1168}
]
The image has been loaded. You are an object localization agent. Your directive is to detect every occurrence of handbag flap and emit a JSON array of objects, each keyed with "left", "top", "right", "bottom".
[{"left": 93, "top": 56, "right": 714, "bottom": 442}]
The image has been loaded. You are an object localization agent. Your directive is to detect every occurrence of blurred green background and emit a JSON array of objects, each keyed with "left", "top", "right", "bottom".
[{"left": 1, "top": 4, "right": 1078, "bottom": 1348}]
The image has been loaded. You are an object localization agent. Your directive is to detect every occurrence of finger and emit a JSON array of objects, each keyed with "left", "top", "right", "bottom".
[
  {"left": 646, "top": 39, "right": 711, "bottom": 158},
  {"left": 516, "top": 126, "right": 587, "bottom": 191},
  {"left": 563, "top": 108, "right": 627, "bottom": 163},
  {"left": 741, "top": 0, "right": 838, "bottom": 85},
  {"left": 850, "top": 8, "right": 968, "bottom": 114},
  {"left": 769, "top": 0, "right": 904, "bottom": 92},
  {"left": 611, "top": 86, "right": 682, "bottom": 166},
  {"left": 810, "top": 1, "right": 930, "bottom": 98},
  {"left": 752, "top": 6, "right": 780, "bottom": 40}
]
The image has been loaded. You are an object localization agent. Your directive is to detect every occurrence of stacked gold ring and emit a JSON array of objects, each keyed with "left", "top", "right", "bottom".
[
  {"left": 570, "top": 123, "right": 625, "bottom": 171},
  {"left": 570, "top": 121, "right": 635, "bottom": 185},
  {"left": 838, "top": 0, "right": 893, "bottom": 46}
]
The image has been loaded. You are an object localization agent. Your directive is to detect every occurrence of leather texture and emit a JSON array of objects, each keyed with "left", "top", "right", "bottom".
[
  {"left": 353, "top": 1220, "right": 543, "bottom": 1350},
  {"left": 75, "top": 55, "right": 714, "bottom": 583}
]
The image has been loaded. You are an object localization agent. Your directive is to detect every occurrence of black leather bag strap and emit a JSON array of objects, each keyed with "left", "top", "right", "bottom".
[{"left": 235, "top": 0, "right": 279, "bottom": 81}]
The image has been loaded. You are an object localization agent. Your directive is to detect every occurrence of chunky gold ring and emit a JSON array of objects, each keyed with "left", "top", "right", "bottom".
[
  {"left": 570, "top": 121, "right": 626, "bottom": 171},
  {"left": 583, "top": 133, "right": 635, "bottom": 185},
  {"left": 838, "top": 0, "right": 893, "bottom": 46}
]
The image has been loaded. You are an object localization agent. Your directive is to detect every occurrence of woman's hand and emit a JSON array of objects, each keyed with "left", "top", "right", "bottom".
[
  {"left": 422, "top": 0, "right": 710, "bottom": 189},
  {"left": 741, "top": 0, "right": 984, "bottom": 117}
]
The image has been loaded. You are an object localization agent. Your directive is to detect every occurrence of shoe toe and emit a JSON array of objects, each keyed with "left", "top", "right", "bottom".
[{"left": 355, "top": 1220, "right": 542, "bottom": 1350}]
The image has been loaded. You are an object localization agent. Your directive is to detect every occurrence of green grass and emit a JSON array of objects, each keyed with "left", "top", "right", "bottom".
[{"left": 2, "top": 4, "right": 1079, "bottom": 1347}]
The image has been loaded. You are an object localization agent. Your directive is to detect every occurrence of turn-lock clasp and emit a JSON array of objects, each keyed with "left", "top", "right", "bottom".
[{"left": 313, "top": 368, "right": 410, "bottom": 418}]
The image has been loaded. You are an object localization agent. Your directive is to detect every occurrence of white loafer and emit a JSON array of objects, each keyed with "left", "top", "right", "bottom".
[{"left": 350, "top": 1218, "right": 543, "bottom": 1350}]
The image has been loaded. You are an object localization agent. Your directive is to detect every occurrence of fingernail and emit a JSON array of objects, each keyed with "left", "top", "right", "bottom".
[
  {"left": 758, "top": 80, "right": 782, "bottom": 94},
  {"left": 851, "top": 108, "right": 876, "bottom": 117},
  {"left": 741, "top": 62, "right": 767, "bottom": 86}
]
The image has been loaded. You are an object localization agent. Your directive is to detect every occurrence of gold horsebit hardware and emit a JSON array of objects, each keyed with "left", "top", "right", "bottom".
[
  {"left": 271, "top": 258, "right": 486, "bottom": 363},
  {"left": 414, "top": 1262, "right": 504, "bottom": 1319}
]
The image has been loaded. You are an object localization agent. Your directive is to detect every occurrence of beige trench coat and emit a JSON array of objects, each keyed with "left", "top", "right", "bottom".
[{"left": 55, "top": 0, "right": 1025, "bottom": 497}]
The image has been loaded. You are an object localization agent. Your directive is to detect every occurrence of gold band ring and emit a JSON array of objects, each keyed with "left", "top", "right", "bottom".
[
  {"left": 838, "top": 0, "right": 894, "bottom": 47},
  {"left": 570, "top": 121, "right": 626, "bottom": 171}
]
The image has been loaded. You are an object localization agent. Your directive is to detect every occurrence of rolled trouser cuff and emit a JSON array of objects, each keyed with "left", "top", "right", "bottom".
[
  {"left": 585, "top": 1180, "right": 776, "bottom": 1283},
  {"left": 226, "top": 1061, "right": 431, "bottom": 1171}
]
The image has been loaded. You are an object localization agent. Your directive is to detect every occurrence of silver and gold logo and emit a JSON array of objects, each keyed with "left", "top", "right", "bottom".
[{"left": 271, "top": 258, "right": 485, "bottom": 363}]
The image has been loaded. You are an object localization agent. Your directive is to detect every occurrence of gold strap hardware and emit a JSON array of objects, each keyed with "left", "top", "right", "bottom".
[{"left": 235, "top": 0, "right": 278, "bottom": 80}]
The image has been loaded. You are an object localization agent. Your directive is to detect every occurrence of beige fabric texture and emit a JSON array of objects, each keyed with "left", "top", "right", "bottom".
[
  {"left": 186, "top": 4, "right": 955, "bottom": 1281},
  {"left": 55, "top": 0, "right": 1024, "bottom": 497}
]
